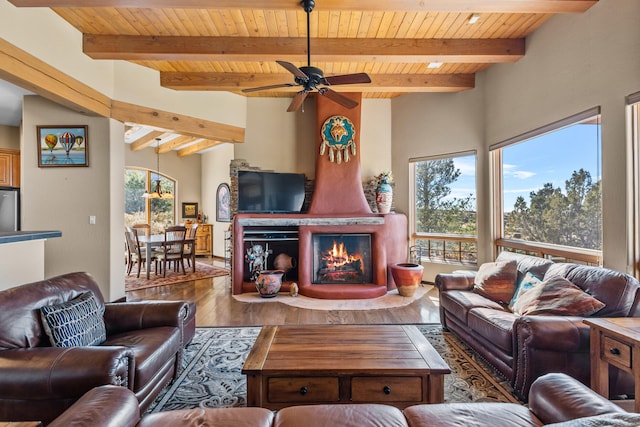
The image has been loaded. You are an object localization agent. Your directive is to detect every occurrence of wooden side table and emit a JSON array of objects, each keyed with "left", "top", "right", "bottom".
[{"left": 584, "top": 318, "right": 640, "bottom": 412}]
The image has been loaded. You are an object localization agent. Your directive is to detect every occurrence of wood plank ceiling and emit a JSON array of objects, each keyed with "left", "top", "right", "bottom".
[{"left": 8, "top": 0, "right": 598, "bottom": 155}]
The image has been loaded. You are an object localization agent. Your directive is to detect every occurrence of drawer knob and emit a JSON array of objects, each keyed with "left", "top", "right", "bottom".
[
  {"left": 300, "top": 386, "right": 308, "bottom": 395},
  {"left": 383, "top": 386, "right": 392, "bottom": 395},
  {"left": 610, "top": 347, "right": 621, "bottom": 355}
]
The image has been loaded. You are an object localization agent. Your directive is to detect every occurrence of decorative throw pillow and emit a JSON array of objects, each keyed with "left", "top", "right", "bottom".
[
  {"left": 40, "top": 292, "right": 106, "bottom": 347},
  {"left": 473, "top": 259, "right": 518, "bottom": 304},
  {"left": 508, "top": 271, "right": 544, "bottom": 311},
  {"left": 511, "top": 276, "right": 605, "bottom": 316}
]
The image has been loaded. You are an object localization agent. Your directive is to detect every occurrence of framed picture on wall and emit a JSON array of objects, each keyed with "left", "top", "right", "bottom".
[
  {"left": 37, "top": 125, "right": 89, "bottom": 167},
  {"left": 216, "top": 183, "right": 231, "bottom": 222},
  {"left": 182, "top": 202, "right": 198, "bottom": 219}
]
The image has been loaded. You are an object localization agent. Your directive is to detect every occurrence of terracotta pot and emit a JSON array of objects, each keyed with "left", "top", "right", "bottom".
[
  {"left": 274, "top": 253, "right": 296, "bottom": 272},
  {"left": 390, "top": 263, "right": 424, "bottom": 297},
  {"left": 255, "top": 270, "right": 284, "bottom": 298}
]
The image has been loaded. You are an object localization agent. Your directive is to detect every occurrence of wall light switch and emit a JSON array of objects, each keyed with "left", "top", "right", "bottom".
[{"left": 89, "top": 215, "right": 96, "bottom": 225}]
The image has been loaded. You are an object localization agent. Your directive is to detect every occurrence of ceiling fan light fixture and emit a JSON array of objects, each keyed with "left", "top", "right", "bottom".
[{"left": 468, "top": 13, "right": 481, "bottom": 24}]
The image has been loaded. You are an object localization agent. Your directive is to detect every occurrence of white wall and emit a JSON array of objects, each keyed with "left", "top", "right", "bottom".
[
  {"left": 238, "top": 97, "right": 392, "bottom": 180},
  {"left": 0, "top": 125, "right": 19, "bottom": 150},
  {"left": 202, "top": 144, "right": 235, "bottom": 257},
  {"left": 483, "top": 0, "right": 640, "bottom": 272},
  {"left": 21, "top": 96, "right": 116, "bottom": 298}
]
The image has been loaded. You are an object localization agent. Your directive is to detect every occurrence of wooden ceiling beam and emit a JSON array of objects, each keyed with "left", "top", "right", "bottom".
[
  {"left": 0, "top": 38, "right": 110, "bottom": 117},
  {"left": 157, "top": 135, "right": 199, "bottom": 153},
  {"left": 177, "top": 140, "right": 225, "bottom": 157},
  {"left": 111, "top": 101, "right": 245, "bottom": 143},
  {"left": 8, "top": 0, "right": 598, "bottom": 13},
  {"left": 161, "top": 72, "right": 475, "bottom": 92},
  {"left": 129, "top": 130, "right": 167, "bottom": 151},
  {"left": 84, "top": 35, "right": 524, "bottom": 63}
]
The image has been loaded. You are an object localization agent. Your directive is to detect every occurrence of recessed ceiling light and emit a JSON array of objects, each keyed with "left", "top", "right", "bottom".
[
  {"left": 427, "top": 62, "right": 443, "bottom": 69},
  {"left": 468, "top": 13, "right": 480, "bottom": 24}
]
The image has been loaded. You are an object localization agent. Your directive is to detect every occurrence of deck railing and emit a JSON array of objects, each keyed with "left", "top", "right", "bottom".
[
  {"left": 411, "top": 233, "right": 477, "bottom": 265},
  {"left": 410, "top": 235, "right": 603, "bottom": 267}
]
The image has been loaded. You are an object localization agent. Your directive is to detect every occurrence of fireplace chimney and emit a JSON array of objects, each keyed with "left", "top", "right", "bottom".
[{"left": 308, "top": 93, "right": 372, "bottom": 215}]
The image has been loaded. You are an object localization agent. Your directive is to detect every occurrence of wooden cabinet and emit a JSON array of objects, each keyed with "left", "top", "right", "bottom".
[
  {"left": 195, "top": 223, "right": 213, "bottom": 256},
  {"left": 0, "top": 149, "right": 20, "bottom": 187}
]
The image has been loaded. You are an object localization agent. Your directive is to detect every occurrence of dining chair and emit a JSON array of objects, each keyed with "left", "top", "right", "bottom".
[
  {"left": 155, "top": 225, "right": 187, "bottom": 277},
  {"left": 132, "top": 223, "right": 151, "bottom": 237},
  {"left": 183, "top": 223, "right": 199, "bottom": 273},
  {"left": 126, "top": 227, "right": 156, "bottom": 278}
]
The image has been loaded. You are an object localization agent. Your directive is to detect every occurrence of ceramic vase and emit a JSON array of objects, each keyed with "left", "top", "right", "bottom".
[
  {"left": 376, "top": 179, "right": 393, "bottom": 214},
  {"left": 390, "top": 263, "right": 424, "bottom": 297},
  {"left": 255, "top": 270, "right": 284, "bottom": 298}
]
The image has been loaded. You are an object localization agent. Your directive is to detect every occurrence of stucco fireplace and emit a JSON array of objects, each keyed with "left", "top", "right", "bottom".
[{"left": 231, "top": 93, "right": 408, "bottom": 299}]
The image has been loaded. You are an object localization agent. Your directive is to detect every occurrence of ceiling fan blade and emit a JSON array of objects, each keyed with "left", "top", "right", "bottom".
[
  {"left": 318, "top": 88, "right": 359, "bottom": 110},
  {"left": 242, "top": 83, "right": 295, "bottom": 93},
  {"left": 287, "top": 91, "right": 309, "bottom": 112},
  {"left": 276, "top": 60, "right": 309, "bottom": 80},
  {"left": 323, "top": 73, "right": 372, "bottom": 86}
]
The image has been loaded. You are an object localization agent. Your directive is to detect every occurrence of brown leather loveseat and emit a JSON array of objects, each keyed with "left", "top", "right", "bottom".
[
  {"left": 47, "top": 373, "right": 637, "bottom": 427},
  {"left": 436, "top": 251, "right": 640, "bottom": 401},
  {"left": 0, "top": 272, "right": 196, "bottom": 424}
]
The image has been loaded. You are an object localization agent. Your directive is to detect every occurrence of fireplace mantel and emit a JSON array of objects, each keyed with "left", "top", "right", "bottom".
[{"left": 237, "top": 217, "right": 384, "bottom": 227}]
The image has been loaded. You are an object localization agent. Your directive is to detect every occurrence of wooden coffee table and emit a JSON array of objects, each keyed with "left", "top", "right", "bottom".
[{"left": 242, "top": 324, "right": 451, "bottom": 409}]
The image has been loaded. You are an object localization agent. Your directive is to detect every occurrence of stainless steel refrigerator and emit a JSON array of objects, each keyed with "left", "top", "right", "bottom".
[{"left": 0, "top": 187, "right": 19, "bottom": 232}]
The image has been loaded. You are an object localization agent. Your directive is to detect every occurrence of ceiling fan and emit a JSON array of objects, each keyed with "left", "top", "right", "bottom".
[{"left": 241, "top": 0, "right": 371, "bottom": 112}]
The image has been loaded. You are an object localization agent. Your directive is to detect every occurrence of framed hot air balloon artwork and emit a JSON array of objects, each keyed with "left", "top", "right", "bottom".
[{"left": 37, "top": 125, "right": 89, "bottom": 167}]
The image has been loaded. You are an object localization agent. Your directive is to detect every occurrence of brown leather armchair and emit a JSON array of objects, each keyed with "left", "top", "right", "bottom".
[{"left": 0, "top": 272, "right": 195, "bottom": 425}]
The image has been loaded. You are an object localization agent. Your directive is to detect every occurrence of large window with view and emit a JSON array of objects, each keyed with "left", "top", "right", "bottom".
[
  {"left": 410, "top": 152, "right": 477, "bottom": 265},
  {"left": 124, "top": 168, "right": 176, "bottom": 234},
  {"left": 628, "top": 92, "right": 640, "bottom": 278},
  {"left": 492, "top": 108, "right": 602, "bottom": 265}
]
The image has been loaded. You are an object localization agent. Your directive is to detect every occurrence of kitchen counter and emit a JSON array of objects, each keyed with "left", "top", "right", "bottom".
[
  {"left": 0, "top": 230, "right": 61, "bottom": 245},
  {"left": 0, "top": 230, "right": 61, "bottom": 290}
]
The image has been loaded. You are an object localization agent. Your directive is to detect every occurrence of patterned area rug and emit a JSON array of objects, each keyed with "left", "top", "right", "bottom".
[
  {"left": 147, "top": 325, "right": 521, "bottom": 413},
  {"left": 125, "top": 262, "right": 230, "bottom": 291}
]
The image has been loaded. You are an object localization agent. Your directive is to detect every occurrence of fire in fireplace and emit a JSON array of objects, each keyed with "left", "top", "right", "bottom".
[{"left": 312, "top": 234, "right": 372, "bottom": 284}]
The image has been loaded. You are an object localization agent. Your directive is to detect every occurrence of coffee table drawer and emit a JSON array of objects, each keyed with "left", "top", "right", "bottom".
[
  {"left": 268, "top": 377, "right": 339, "bottom": 403},
  {"left": 351, "top": 376, "right": 423, "bottom": 402}
]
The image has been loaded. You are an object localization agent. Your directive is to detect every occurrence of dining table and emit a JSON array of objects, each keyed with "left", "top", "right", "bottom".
[{"left": 136, "top": 234, "right": 195, "bottom": 280}]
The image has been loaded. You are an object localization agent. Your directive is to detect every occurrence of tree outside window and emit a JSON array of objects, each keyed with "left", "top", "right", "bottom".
[
  {"left": 499, "top": 113, "right": 602, "bottom": 252},
  {"left": 411, "top": 153, "right": 477, "bottom": 263}
]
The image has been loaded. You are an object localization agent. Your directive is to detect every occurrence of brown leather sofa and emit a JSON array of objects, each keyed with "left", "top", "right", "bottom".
[
  {"left": 46, "top": 373, "right": 633, "bottom": 427},
  {"left": 436, "top": 251, "right": 640, "bottom": 401},
  {"left": 0, "top": 272, "right": 196, "bottom": 425}
]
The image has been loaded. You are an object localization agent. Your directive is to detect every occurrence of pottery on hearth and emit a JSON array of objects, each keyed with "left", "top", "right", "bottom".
[
  {"left": 274, "top": 253, "right": 296, "bottom": 272},
  {"left": 390, "top": 263, "right": 424, "bottom": 297},
  {"left": 254, "top": 270, "right": 284, "bottom": 298}
]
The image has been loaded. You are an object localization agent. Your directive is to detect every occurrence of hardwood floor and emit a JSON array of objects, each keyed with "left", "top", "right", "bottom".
[{"left": 126, "top": 259, "right": 442, "bottom": 327}]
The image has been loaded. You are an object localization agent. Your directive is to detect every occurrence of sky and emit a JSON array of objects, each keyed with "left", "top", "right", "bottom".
[{"left": 444, "top": 122, "right": 601, "bottom": 212}]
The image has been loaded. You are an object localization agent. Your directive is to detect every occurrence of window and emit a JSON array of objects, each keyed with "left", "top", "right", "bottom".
[
  {"left": 410, "top": 152, "right": 477, "bottom": 264},
  {"left": 628, "top": 91, "right": 640, "bottom": 277},
  {"left": 125, "top": 168, "right": 175, "bottom": 233},
  {"left": 492, "top": 108, "right": 602, "bottom": 264}
]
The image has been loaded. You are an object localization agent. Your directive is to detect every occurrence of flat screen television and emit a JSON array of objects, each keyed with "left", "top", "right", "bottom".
[{"left": 237, "top": 170, "right": 306, "bottom": 213}]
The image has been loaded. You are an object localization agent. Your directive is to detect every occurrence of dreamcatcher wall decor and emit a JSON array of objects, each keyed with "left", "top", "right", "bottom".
[{"left": 320, "top": 115, "right": 356, "bottom": 164}]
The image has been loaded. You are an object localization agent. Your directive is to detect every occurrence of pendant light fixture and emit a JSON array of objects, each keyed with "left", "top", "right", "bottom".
[{"left": 143, "top": 138, "right": 173, "bottom": 199}]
